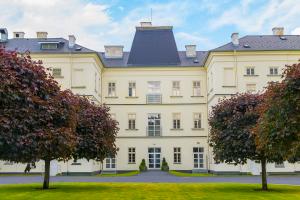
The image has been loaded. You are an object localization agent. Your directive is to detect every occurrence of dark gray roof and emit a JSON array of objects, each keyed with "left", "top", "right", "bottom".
[
  {"left": 1, "top": 38, "right": 95, "bottom": 54},
  {"left": 212, "top": 35, "right": 300, "bottom": 52},
  {"left": 98, "top": 51, "right": 208, "bottom": 68},
  {"left": 127, "top": 27, "right": 181, "bottom": 66}
]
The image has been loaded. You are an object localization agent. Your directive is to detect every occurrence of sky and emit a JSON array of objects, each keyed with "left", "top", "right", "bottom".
[{"left": 1, "top": 0, "right": 300, "bottom": 51}]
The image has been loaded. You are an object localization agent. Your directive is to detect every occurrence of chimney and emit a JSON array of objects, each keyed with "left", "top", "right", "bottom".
[
  {"left": 0, "top": 28, "right": 8, "bottom": 42},
  {"left": 272, "top": 27, "right": 284, "bottom": 36},
  {"left": 140, "top": 22, "right": 152, "bottom": 27},
  {"left": 185, "top": 45, "right": 196, "bottom": 58},
  {"left": 231, "top": 32, "right": 239, "bottom": 46},
  {"left": 36, "top": 31, "right": 48, "bottom": 39},
  {"left": 68, "top": 35, "right": 76, "bottom": 48},
  {"left": 104, "top": 45, "right": 124, "bottom": 58},
  {"left": 13, "top": 32, "right": 25, "bottom": 39}
]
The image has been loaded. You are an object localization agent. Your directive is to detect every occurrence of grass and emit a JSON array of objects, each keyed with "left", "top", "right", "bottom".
[
  {"left": 0, "top": 183, "right": 299, "bottom": 200},
  {"left": 0, "top": 173, "right": 42, "bottom": 176},
  {"left": 169, "top": 170, "right": 215, "bottom": 177},
  {"left": 97, "top": 170, "right": 139, "bottom": 177}
]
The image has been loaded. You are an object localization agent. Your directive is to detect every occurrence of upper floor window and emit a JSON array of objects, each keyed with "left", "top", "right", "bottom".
[
  {"left": 148, "top": 81, "right": 161, "bottom": 93},
  {"left": 269, "top": 67, "right": 279, "bottom": 75},
  {"left": 52, "top": 68, "right": 62, "bottom": 78},
  {"left": 246, "top": 67, "right": 255, "bottom": 75},
  {"left": 128, "top": 82, "right": 136, "bottom": 97},
  {"left": 108, "top": 82, "right": 116, "bottom": 97},
  {"left": 128, "top": 113, "right": 136, "bottom": 130},
  {"left": 193, "top": 81, "right": 201, "bottom": 96},
  {"left": 172, "top": 113, "right": 181, "bottom": 129},
  {"left": 194, "top": 113, "right": 201, "bottom": 129},
  {"left": 246, "top": 84, "right": 256, "bottom": 93},
  {"left": 172, "top": 81, "right": 180, "bottom": 96}
]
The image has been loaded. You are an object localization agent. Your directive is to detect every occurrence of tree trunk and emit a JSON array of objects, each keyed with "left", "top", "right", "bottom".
[
  {"left": 43, "top": 159, "right": 51, "bottom": 189},
  {"left": 261, "top": 158, "right": 268, "bottom": 191}
]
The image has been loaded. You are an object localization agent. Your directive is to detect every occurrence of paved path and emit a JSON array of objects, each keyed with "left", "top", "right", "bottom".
[{"left": 0, "top": 171, "right": 300, "bottom": 185}]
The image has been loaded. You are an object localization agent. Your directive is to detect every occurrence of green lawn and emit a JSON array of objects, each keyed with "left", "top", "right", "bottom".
[
  {"left": 97, "top": 170, "right": 139, "bottom": 177},
  {"left": 0, "top": 183, "right": 299, "bottom": 200},
  {"left": 169, "top": 170, "right": 215, "bottom": 177}
]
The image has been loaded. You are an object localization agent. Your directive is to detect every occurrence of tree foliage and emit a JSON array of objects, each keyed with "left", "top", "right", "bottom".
[{"left": 253, "top": 63, "right": 300, "bottom": 162}]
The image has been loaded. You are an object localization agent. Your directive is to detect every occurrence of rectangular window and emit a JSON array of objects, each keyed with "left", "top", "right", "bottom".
[
  {"left": 172, "top": 113, "right": 181, "bottom": 129},
  {"left": 246, "top": 84, "right": 256, "bottom": 93},
  {"left": 41, "top": 43, "right": 58, "bottom": 50},
  {"left": 269, "top": 67, "right": 279, "bottom": 75},
  {"left": 128, "top": 82, "right": 136, "bottom": 97},
  {"left": 193, "top": 81, "right": 201, "bottom": 96},
  {"left": 174, "top": 147, "right": 181, "bottom": 164},
  {"left": 52, "top": 68, "right": 62, "bottom": 77},
  {"left": 148, "top": 81, "right": 161, "bottom": 93},
  {"left": 172, "top": 81, "right": 180, "bottom": 96},
  {"left": 246, "top": 67, "right": 255, "bottom": 75},
  {"left": 128, "top": 113, "right": 136, "bottom": 130},
  {"left": 193, "top": 147, "right": 204, "bottom": 168},
  {"left": 105, "top": 156, "right": 116, "bottom": 169},
  {"left": 108, "top": 82, "right": 116, "bottom": 97},
  {"left": 275, "top": 162, "right": 285, "bottom": 168},
  {"left": 194, "top": 113, "right": 201, "bottom": 129},
  {"left": 128, "top": 147, "right": 136, "bottom": 164}
]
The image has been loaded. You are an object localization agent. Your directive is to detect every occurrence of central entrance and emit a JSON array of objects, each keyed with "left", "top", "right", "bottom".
[{"left": 148, "top": 147, "right": 161, "bottom": 169}]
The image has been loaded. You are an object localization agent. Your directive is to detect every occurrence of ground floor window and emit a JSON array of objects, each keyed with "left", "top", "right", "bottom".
[
  {"left": 106, "top": 156, "right": 116, "bottom": 169},
  {"left": 128, "top": 147, "right": 136, "bottom": 164},
  {"left": 193, "top": 147, "right": 204, "bottom": 168},
  {"left": 173, "top": 147, "right": 181, "bottom": 164}
]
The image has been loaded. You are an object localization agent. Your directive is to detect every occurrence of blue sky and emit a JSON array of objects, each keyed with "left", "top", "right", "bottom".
[{"left": 1, "top": 0, "right": 300, "bottom": 51}]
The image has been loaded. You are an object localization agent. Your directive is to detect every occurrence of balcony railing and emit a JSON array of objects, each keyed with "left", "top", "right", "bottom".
[
  {"left": 146, "top": 126, "right": 162, "bottom": 136},
  {"left": 146, "top": 94, "right": 162, "bottom": 104}
]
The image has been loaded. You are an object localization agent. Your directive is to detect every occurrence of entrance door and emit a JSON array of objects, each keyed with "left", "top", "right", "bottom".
[
  {"left": 193, "top": 147, "right": 204, "bottom": 169},
  {"left": 148, "top": 147, "right": 161, "bottom": 169}
]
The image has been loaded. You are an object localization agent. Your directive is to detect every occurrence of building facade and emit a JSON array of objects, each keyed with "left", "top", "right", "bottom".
[{"left": 0, "top": 24, "right": 299, "bottom": 175}]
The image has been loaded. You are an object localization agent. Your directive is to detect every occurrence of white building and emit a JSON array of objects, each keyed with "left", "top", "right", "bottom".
[{"left": 0, "top": 24, "right": 299, "bottom": 175}]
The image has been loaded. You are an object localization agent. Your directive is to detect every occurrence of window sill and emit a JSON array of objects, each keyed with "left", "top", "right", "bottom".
[
  {"left": 170, "top": 95, "right": 183, "bottom": 98},
  {"left": 105, "top": 96, "right": 119, "bottom": 99},
  {"left": 71, "top": 86, "right": 86, "bottom": 89},
  {"left": 244, "top": 75, "right": 259, "bottom": 77},
  {"left": 125, "top": 129, "right": 139, "bottom": 131},
  {"left": 125, "top": 96, "right": 139, "bottom": 98},
  {"left": 190, "top": 95, "right": 204, "bottom": 98},
  {"left": 267, "top": 74, "right": 281, "bottom": 77},
  {"left": 222, "top": 85, "right": 236, "bottom": 88},
  {"left": 53, "top": 76, "right": 64, "bottom": 79},
  {"left": 191, "top": 128, "right": 204, "bottom": 131},
  {"left": 170, "top": 128, "right": 184, "bottom": 131}
]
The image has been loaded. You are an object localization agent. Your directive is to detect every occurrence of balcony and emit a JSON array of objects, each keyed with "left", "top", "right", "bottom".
[
  {"left": 147, "top": 126, "right": 162, "bottom": 137},
  {"left": 146, "top": 94, "right": 162, "bottom": 104}
]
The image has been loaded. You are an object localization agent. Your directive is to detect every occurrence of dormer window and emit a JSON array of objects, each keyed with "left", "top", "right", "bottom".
[{"left": 39, "top": 41, "right": 61, "bottom": 50}]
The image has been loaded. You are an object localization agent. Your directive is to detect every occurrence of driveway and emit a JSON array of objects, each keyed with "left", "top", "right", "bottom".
[{"left": 0, "top": 171, "right": 300, "bottom": 185}]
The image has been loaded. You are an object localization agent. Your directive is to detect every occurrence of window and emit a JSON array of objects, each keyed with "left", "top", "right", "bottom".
[
  {"left": 108, "top": 82, "right": 116, "bottom": 97},
  {"left": 246, "top": 84, "right": 256, "bottom": 93},
  {"left": 193, "top": 81, "right": 201, "bottom": 96},
  {"left": 128, "top": 147, "right": 136, "bottom": 164},
  {"left": 246, "top": 67, "right": 255, "bottom": 75},
  {"left": 148, "top": 81, "right": 161, "bottom": 93},
  {"left": 193, "top": 147, "right": 204, "bottom": 168},
  {"left": 269, "top": 67, "right": 279, "bottom": 75},
  {"left": 106, "top": 156, "right": 116, "bottom": 169},
  {"left": 172, "top": 81, "right": 180, "bottom": 96},
  {"left": 128, "top": 113, "right": 136, "bottom": 130},
  {"left": 128, "top": 82, "right": 136, "bottom": 97},
  {"left": 275, "top": 162, "right": 285, "bottom": 168},
  {"left": 41, "top": 43, "right": 58, "bottom": 50},
  {"left": 147, "top": 113, "right": 161, "bottom": 136},
  {"left": 52, "top": 68, "right": 62, "bottom": 77},
  {"left": 174, "top": 147, "right": 181, "bottom": 164},
  {"left": 172, "top": 113, "right": 181, "bottom": 129},
  {"left": 193, "top": 113, "right": 201, "bottom": 129}
]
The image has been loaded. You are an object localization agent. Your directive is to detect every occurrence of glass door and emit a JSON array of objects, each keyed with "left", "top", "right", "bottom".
[
  {"left": 105, "top": 156, "right": 116, "bottom": 169},
  {"left": 193, "top": 147, "right": 204, "bottom": 169},
  {"left": 148, "top": 147, "right": 161, "bottom": 169}
]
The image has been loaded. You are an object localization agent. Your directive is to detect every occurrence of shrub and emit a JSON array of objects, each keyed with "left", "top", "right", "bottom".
[
  {"left": 139, "top": 159, "right": 147, "bottom": 171},
  {"left": 161, "top": 157, "right": 169, "bottom": 171}
]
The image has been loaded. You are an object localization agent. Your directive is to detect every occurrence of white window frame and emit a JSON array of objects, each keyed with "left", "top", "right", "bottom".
[
  {"left": 173, "top": 147, "right": 181, "bottom": 164},
  {"left": 105, "top": 156, "right": 116, "bottom": 169},
  {"left": 246, "top": 67, "right": 255, "bottom": 75},
  {"left": 128, "top": 113, "right": 136, "bottom": 130},
  {"left": 193, "top": 113, "right": 201, "bottom": 129},
  {"left": 269, "top": 67, "right": 279, "bottom": 75},
  {"left": 193, "top": 81, "right": 201, "bottom": 96},
  {"left": 128, "top": 81, "right": 136, "bottom": 97},
  {"left": 148, "top": 81, "right": 161, "bottom": 94},
  {"left": 172, "top": 81, "right": 180, "bottom": 96},
  {"left": 172, "top": 113, "right": 181, "bottom": 129},
  {"left": 52, "top": 68, "right": 62, "bottom": 77},
  {"left": 128, "top": 147, "right": 136, "bottom": 164},
  {"left": 108, "top": 82, "right": 116, "bottom": 97}
]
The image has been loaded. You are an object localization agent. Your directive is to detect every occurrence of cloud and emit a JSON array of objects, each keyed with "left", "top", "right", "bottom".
[{"left": 175, "top": 32, "right": 216, "bottom": 50}]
